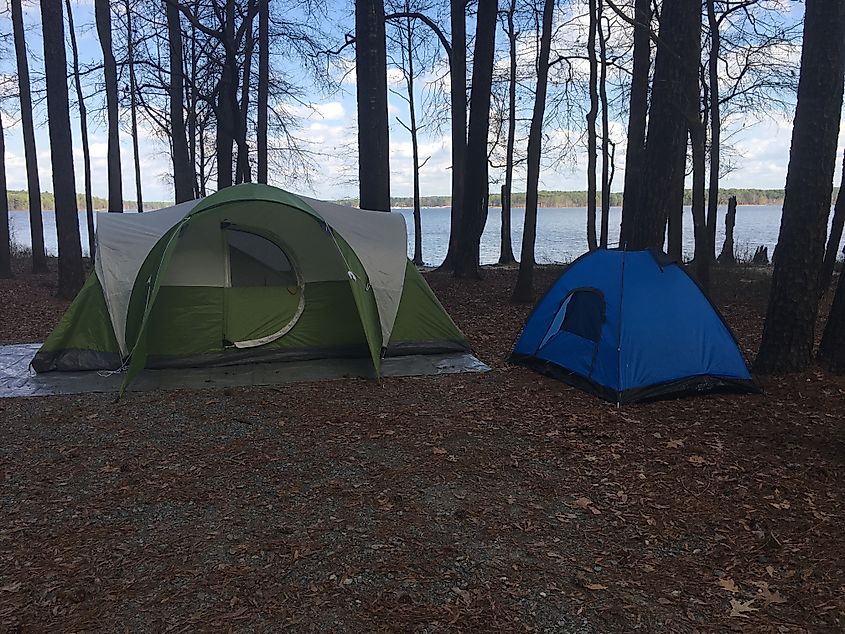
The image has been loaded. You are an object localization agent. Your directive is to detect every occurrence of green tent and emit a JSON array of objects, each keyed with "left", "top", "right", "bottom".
[{"left": 33, "top": 184, "right": 469, "bottom": 391}]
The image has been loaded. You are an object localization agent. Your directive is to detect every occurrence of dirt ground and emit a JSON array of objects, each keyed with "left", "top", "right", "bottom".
[{"left": 1, "top": 258, "right": 843, "bottom": 632}]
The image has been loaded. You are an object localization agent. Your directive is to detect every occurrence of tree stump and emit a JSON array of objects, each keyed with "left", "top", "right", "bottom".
[
  {"left": 751, "top": 245, "right": 769, "bottom": 265},
  {"left": 717, "top": 195, "right": 737, "bottom": 264}
]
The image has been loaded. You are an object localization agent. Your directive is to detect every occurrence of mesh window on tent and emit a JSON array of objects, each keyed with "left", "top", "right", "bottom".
[{"left": 225, "top": 228, "right": 298, "bottom": 288}]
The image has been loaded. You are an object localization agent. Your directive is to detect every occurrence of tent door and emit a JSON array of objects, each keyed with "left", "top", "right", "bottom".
[
  {"left": 538, "top": 288, "right": 605, "bottom": 374},
  {"left": 222, "top": 224, "right": 305, "bottom": 348}
]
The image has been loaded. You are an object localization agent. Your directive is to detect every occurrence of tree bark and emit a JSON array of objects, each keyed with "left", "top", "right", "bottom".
[
  {"left": 0, "top": 114, "right": 11, "bottom": 278},
  {"left": 718, "top": 195, "right": 738, "bottom": 265},
  {"left": 619, "top": 0, "right": 650, "bottom": 246},
  {"left": 355, "top": 0, "right": 391, "bottom": 211},
  {"left": 406, "top": 22, "right": 424, "bottom": 266},
  {"left": 66, "top": 0, "right": 95, "bottom": 259},
  {"left": 167, "top": 1, "right": 194, "bottom": 202},
  {"left": 41, "top": 0, "right": 84, "bottom": 298},
  {"left": 236, "top": 15, "right": 255, "bottom": 185},
  {"left": 626, "top": 0, "right": 699, "bottom": 251},
  {"left": 454, "top": 0, "right": 497, "bottom": 278},
  {"left": 705, "top": 0, "right": 720, "bottom": 262},
  {"left": 598, "top": 0, "right": 610, "bottom": 249},
  {"left": 499, "top": 0, "right": 517, "bottom": 265},
  {"left": 438, "top": 0, "right": 467, "bottom": 270},
  {"left": 95, "top": 0, "right": 124, "bottom": 212},
  {"left": 818, "top": 149, "right": 845, "bottom": 298},
  {"left": 755, "top": 0, "right": 845, "bottom": 374},
  {"left": 690, "top": 115, "right": 708, "bottom": 282},
  {"left": 11, "top": 0, "right": 47, "bottom": 273},
  {"left": 125, "top": 0, "right": 144, "bottom": 212},
  {"left": 586, "top": 0, "right": 599, "bottom": 251},
  {"left": 511, "top": 0, "right": 554, "bottom": 302},
  {"left": 217, "top": 0, "right": 237, "bottom": 190},
  {"left": 257, "top": 0, "right": 270, "bottom": 184},
  {"left": 818, "top": 255, "right": 845, "bottom": 373}
]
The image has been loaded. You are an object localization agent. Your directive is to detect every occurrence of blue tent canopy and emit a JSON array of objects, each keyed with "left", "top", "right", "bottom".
[{"left": 510, "top": 249, "right": 759, "bottom": 404}]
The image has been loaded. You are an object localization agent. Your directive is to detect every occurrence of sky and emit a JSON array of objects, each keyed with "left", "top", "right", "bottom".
[{"left": 0, "top": 0, "right": 842, "bottom": 207}]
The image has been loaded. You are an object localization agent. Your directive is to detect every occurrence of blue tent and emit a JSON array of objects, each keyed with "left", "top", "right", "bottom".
[{"left": 510, "top": 249, "right": 759, "bottom": 404}]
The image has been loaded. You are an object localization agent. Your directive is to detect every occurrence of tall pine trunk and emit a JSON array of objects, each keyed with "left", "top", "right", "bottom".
[
  {"left": 355, "top": 0, "right": 390, "bottom": 210},
  {"left": 257, "top": 0, "right": 270, "bottom": 184},
  {"left": 755, "top": 0, "right": 845, "bottom": 374},
  {"left": 818, "top": 254, "right": 845, "bottom": 373},
  {"left": 626, "top": 0, "right": 699, "bottom": 251},
  {"left": 217, "top": 1, "right": 237, "bottom": 190},
  {"left": 125, "top": 0, "right": 144, "bottom": 211},
  {"left": 585, "top": 0, "right": 599, "bottom": 251},
  {"left": 95, "top": 0, "right": 124, "bottom": 212},
  {"left": 236, "top": 21, "right": 255, "bottom": 185},
  {"left": 167, "top": 2, "right": 193, "bottom": 202},
  {"left": 705, "top": 0, "right": 720, "bottom": 262},
  {"left": 690, "top": 115, "right": 708, "bottom": 284},
  {"left": 0, "top": 114, "right": 11, "bottom": 279},
  {"left": 454, "top": 0, "right": 497, "bottom": 278},
  {"left": 403, "top": 19, "right": 424, "bottom": 266},
  {"left": 818, "top": 149, "right": 845, "bottom": 298},
  {"left": 499, "top": 0, "right": 517, "bottom": 265},
  {"left": 41, "top": 0, "right": 84, "bottom": 298},
  {"left": 11, "top": 0, "right": 47, "bottom": 273},
  {"left": 66, "top": 0, "right": 95, "bottom": 259},
  {"left": 619, "top": 0, "right": 650, "bottom": 244},
  {"left": 598, "top": 0, "right": 610, "bottom": 248},
  {"left": 438, "top": 0, "right": 467, "bottom": 270},
  {"left": 511, "top": 0, "right": 554, "bottom": 302}
]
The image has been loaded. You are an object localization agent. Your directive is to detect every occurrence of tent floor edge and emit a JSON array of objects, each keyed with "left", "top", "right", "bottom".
[{"left": 509, "top": 354, "right": 762, "bottom": 404}]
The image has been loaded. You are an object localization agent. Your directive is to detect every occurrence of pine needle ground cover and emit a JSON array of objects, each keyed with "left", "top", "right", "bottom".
[{"left": 1, "top": 264, "right": 843, "bottom": 632}]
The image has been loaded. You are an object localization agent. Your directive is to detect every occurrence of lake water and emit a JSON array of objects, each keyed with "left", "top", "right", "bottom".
[{"left": 9, "top": 205, "right": 786, "bottom": 265}]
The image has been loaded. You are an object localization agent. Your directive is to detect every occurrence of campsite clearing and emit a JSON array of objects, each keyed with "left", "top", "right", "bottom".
[{"left": 1, "top": 261, "right": 844, "bottom": 632}]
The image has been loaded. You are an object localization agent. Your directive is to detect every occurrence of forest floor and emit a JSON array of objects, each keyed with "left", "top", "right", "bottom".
[{"left": 1, "top": 257, "right": 843, "bottom": 633}]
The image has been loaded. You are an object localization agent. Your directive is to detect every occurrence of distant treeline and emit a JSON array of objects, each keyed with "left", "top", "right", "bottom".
[
  {"left": 6, "top": 190, "right": 168, "bottom": 211},
  {"left": 343, "top": 188, "right": 840, "bottom": 209}
]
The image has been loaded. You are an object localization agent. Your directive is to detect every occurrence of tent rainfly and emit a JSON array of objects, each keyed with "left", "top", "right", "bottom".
[
  {"left": 510, "top": 248, "right": 760, "bottom": 404},
  {"left": 33, "top": 184, "right": 469, "bottom": 392}
]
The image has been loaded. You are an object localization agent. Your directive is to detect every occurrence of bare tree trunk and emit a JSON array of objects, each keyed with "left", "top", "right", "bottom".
[
  {"left": 818, "top": 149, "right": 845, "bottom": 298},
  {"left": 11, "top": 0, "right": 47, "bottom": 273},
  {"left": 454, "top": 0, "right": 497, "bottom": 278},
  {"left": 818, "top": 251, "right": 845, "bottom": 372},
  {"left": 512, "top": 0, "right": 554, "bottom": 302},
  {"left": 438, "top": 0, "right": 466, "bottom": 270},
  {"left": 499, "top": 0, "right": 517, "bottom": 265},
  {"left": 41, "top": 0, "right": 84, "bottom": 298},
  {"left": 0, "top": 114, "right": 11, "bottom": 278},
  {"left": 236, "top": 19, "right": 255, "bottom": 185},
  {"left": 66, "top": 0, "right": 95, "bottom": 259},
  {"left": 167, "top": 1, "right": 194, "bottom": 202},
  {"left": 755, "top": 0, "right": 845, "bottom": 374},
  {"left": 257, "top": 0, "right": 270, "bottom": 184},
  {"left": 718, "top": 195, "right": 737, "bottom": 265},
  {"left": 403, "top": 20, "right": 424, "bottom": 266},
  {"left": 95, "top": 0, "right": 124, "bottom": 212},
  {"left": 125, "top": 0, "right": 143, "bottom": 212},
  {"left": 691, "top": 115, "right": 708, "bottom": 282},
  {"left": 619, "top": 0, "right": 650, "bottom": 245},
  {"left": 705, "top": 0, "right": 720, "bottom": 261},
  {"left": 626, "top": 0, "right": 699, "bottom": 251},
  {"left": 355, "top": 0, "right": 390, "bottom": 210},
  {"left": 598, "top": 0, "right": 610, "bottom": 248},
  {"left": 586, "top": 0, "right": 599, "bottom": 251},
  {"left": 217, "top": 1, "right": 237, "bottom": 190},
  {"left": 187, "top": 26, "right": 200, "bottom": 197}
]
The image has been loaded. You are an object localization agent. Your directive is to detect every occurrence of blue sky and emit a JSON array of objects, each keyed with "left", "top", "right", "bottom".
[{"left": 0, "top": 0, "right": 842, "bottom": 206}]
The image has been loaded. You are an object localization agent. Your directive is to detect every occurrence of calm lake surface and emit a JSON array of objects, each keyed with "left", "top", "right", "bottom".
[{"left": 9, "top": 205, "right": 786, "bottom": 265}]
